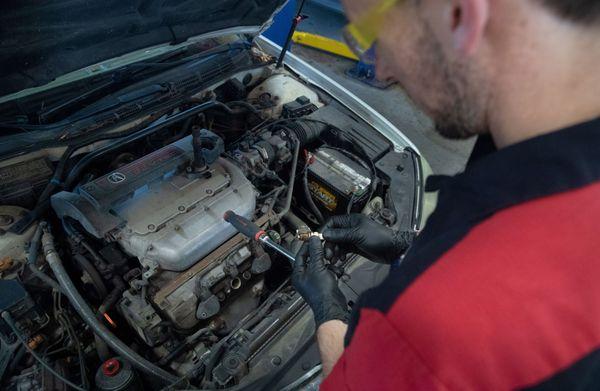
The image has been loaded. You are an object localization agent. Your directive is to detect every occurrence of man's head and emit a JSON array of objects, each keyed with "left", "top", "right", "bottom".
[{"left": 341, "top": 0, "right": 600, "bottom": 141}]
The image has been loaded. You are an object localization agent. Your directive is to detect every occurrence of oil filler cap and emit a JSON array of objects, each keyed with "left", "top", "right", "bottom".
[
  {"left": 96, "top": 357, "right": 139, "bottom": 391},
  {"left": 102, "top": 358, "right": 121, "bottom": 377}
]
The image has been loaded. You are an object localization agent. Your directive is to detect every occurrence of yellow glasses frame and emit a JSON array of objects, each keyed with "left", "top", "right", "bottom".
[{"left": 342, "top": 0, "right": 399, "bottom": 57}]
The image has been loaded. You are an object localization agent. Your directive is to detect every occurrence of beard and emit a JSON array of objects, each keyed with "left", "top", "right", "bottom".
[{"left": 402, "top": 20, "right": 490, "bottom": 140}]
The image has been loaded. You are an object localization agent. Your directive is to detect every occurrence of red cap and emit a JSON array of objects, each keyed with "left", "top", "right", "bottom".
[
  {"left": 102, "top": 358, "right": 121, "bottom": 377},
  {"left": 254, "top": 230, "right": 266, "bottom": 241}
]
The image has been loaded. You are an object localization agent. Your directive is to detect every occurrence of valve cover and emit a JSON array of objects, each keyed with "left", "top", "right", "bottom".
[{"left": 52, "top": 135, "right": 256, "bottom": 272}]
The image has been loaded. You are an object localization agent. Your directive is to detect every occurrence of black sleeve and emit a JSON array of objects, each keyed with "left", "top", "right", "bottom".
[{"left": 466, "top": 134, "right": 497, "bottom": 166}]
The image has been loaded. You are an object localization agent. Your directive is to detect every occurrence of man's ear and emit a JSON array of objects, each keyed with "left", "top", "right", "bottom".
[{"left": 451, "top": 0, "right": 490, "bottom": 55}]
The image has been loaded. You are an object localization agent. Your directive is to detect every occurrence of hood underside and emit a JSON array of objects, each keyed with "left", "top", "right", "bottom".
[{"left": 0, "top": 0, "right": 286, "bottom": 97}]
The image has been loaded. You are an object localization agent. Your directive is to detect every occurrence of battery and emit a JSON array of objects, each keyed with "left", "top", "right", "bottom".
[{"left": 307, "top": 147, "right": 371, "bottom": 214}]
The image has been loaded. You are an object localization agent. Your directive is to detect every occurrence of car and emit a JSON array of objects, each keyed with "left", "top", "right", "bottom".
[{"left": 0, "top": 1, "right": 432, "bottom": 389}]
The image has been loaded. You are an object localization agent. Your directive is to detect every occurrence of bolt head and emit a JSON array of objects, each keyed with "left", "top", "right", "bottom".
[{"left": 271, "top": 356, "right": 282, "bottom": 366}]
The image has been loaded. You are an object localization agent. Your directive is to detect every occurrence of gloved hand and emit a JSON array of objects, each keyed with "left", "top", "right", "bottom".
[
  {"left": 292, "top": 237, "right": 349, "bottom": 327},
  {"left": 322, "top": 214, "right": 415, "bottom": 264}
]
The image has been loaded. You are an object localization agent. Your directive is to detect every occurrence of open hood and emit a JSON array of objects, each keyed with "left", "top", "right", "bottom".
[{"left": 0, "top": 0, "right": 287, "bottom": 96}]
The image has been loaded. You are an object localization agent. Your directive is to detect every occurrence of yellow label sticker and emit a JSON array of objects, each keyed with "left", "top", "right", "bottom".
[{"left": 308, "top": 181, "right": 338, "bottom": 211}]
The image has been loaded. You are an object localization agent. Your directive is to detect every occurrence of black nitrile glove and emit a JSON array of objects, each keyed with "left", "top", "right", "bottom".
[
  {"left": 322, "top": 214, "right": 415, "bottom": 264},
  {"left": 292, "top": 237, "right": 349, "bottom": 327}
]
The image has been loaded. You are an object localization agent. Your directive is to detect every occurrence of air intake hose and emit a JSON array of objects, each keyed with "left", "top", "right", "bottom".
[{"left": 281, "top": 120, "right": 327, "bottom": 147}]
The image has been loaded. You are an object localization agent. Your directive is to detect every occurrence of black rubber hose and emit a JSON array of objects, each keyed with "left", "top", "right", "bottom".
[
  {"left": 26, "top": 223, "right": 64, "bottom": 293},
  {"left": 225, "top": 100, "right": 260, "bottom": 114},
  {"left": 277, "top": 137, "right": 300, "bottom": 220},
  {"left": 26, "top": 224, "right": 45, "bottom": 266},
  {"left": 97, "top": 276, "right": 125, "bottom": 315},
  {"left": 41, "top": 229, "right": 178, "bottom": 384},
  {"left": 278, "top": 121, "right": 327, "bottom": 147},
  {"left": 302, "top": 161, "right": 325, "bottom": 224},
  {"left": 281, "top": 211, "right": 308, "bottom": 231}
]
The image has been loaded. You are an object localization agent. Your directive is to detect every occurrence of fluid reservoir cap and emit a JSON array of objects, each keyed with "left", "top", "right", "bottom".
[
  {"left": 102, "top": 358, "right": 121, "bottom": 377},
  {"left": 96, "top": 357, "right": 139, "bottom": 391}
]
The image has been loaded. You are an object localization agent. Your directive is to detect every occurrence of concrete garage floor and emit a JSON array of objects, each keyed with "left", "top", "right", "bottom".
[{"left": 288, "top": 3, "right": 476, "bottom": 175}]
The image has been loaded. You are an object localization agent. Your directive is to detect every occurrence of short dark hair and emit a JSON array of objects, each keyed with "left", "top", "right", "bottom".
[{"left": 541, "top": 0, "right": 600, "bottom": 23}]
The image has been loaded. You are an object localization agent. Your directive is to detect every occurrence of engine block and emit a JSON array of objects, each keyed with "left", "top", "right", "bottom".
[{"left": 52, "top": 135, "right": 256, "bottom": 273}]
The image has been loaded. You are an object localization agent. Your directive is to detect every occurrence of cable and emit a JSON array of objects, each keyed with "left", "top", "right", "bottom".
[
  {"left": 346, "top": 192, "right": 358, "bottom": 214},
  {"left": 1, "top": 311, "right": 87, "bottom": 391}
]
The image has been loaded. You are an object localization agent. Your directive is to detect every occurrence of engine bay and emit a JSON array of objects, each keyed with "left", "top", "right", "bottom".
[{"left": 0, "top": 48, "right": 422, "bottom": 390}]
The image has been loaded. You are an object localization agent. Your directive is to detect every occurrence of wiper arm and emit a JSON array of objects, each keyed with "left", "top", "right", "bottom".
[
  {"left": 27, "top": 42, "right": 251, "bottom": 125},
  {"left": 38, "top": 80, "right": 115, "bottom": 123},
  {"left": 65, "top": 84, "right": 169, "bottom": 122}
]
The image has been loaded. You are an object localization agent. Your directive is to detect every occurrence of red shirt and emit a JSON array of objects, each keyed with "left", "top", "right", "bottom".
[{"left": 323, "top": 118, "right": 600, "bottom": 390}]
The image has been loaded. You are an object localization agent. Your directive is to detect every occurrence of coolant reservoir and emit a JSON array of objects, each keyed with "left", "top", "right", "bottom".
[{"left": 247, "top": 74, "right": 323, "bottom": 118}]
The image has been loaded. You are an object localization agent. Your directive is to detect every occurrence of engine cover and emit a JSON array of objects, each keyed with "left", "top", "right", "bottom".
[{"left": 52, "top": 135, "right": 256, "bottom": 272}]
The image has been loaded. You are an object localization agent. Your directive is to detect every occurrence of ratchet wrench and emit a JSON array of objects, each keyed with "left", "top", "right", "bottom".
[{"left": 223, "top": 211, "right": 296, "bottom": 264}]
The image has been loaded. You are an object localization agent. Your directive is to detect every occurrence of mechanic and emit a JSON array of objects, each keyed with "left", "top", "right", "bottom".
[{"left": 292, "top": 0, "right": 600, "bottom": 389}]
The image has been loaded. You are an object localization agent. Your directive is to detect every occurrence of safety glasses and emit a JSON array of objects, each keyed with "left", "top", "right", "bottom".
[{"left": 342, "top": 0, "right": 399, "bottom": 58}]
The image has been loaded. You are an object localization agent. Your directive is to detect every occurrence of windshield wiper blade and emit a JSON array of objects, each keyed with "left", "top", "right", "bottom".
[
  {"left": 30, "top": 42, "right": 251, "bottom": 125},
  {"left": 38, "top": 80, "right": 115, "bottom": 123},
  {"left": 65, "top": 84, "right": 169, "bottom": 122}
]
